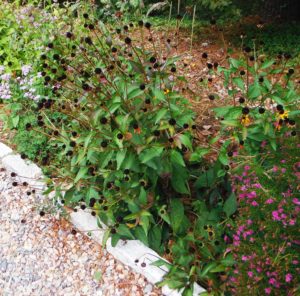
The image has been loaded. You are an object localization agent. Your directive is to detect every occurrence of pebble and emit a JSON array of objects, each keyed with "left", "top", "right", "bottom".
[{"left": 0, "top": 167, "right": 162, "bottom": 295}]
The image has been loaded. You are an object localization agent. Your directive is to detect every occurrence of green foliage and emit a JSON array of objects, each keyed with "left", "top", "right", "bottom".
[
  {"left": 231, "top": 22, "right": 300, "bottom": 57},
  {"left": 215, "top": 52, "right": 299, "bottom": 155},
  {"left": 1, "top": 1, "right": 298, "bottom": 295}
]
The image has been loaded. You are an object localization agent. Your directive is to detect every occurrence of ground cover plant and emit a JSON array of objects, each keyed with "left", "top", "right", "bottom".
[{"left": 0, "top": 0, "right": 299, "bottom": 295}]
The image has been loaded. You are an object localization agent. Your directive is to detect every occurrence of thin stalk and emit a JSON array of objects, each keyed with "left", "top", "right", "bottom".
[{"left": 190, "top": 5, "right": 196, "bottom": 52}]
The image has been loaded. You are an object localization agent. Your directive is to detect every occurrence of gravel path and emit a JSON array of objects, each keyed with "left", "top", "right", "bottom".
[{"left": 0, "top": 166, "right": 162, "bottom": 296}]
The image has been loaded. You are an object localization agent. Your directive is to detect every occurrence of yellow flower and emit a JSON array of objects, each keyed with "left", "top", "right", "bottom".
[
  {"left": 164, "top": 89, "right": 170, "bottom": 95},
  {"left": 241, "top": 115, "right": 251, "bottom": 126},
  {"left": 277, "top": 110, "right": 289, "bottom": 120}
]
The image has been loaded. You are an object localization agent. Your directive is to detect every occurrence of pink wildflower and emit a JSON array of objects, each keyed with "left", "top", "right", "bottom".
[
  {"left": 292, "top": 198, "right": 300, "bottom": 205},
  {"left": 269, "top": 278, "right": 276, "bottom": 286},
  {"left": 247, "top": 271, "right": 254, "bottom": 278},
  {"left": 285, "top": 273, "right": 292, "bottom": 283},
  {"left": 265, "top": 287, "right": 271, "bottom": 295},
  {"left": 265, "top": 198, "right": 274, "bottom": 204},
  {"left": 272, "top": 211, "right": 280, "bottom": 221}
]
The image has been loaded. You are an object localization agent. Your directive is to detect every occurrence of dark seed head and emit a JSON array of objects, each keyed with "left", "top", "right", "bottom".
[
  {"left": 153, "top": 130, "right": 160, "bottom": 137},
  {"left": 239, "top": 97, "right": 245, "bottom": 104},
  {"left": 149, "top": 57, "right": 156, "bottom": 63},
  {"left": 100, "top": 117, "right": 108, "bottom": 124},
  {"left": 39, "top": 211, "right": 45, "bottom": 217},
  {"left": 95, "top": 68, "right": 102, "bottom": 74},
  {"left": 289, "top": 119, "right": 295, "bottom": 126},
  {"left": 117, "top": 133, "right": 123, "bottom": 140},
  {"left": 259, "top": 107, "right": 265, "bottom": 114},
  {"left": 101, "top": 141, "right": 108, "bottom": 148},
  {"left": 85, "top": 37, "right": 92, "bottom": 45},
  {"left": 125, "top": 37, "right": 132, "bottom": 44},
  {"left": 244, "top": 46, "right": 251, "bottom": 53},
  {"left": 168, "top": 118, "right": 176, "bottom": 126},
  {"left": 202, "top": 52, "right": 208, "bottom": 59},
  {"left": 242, "top": 107, "right": 250, "bottom": 115}
]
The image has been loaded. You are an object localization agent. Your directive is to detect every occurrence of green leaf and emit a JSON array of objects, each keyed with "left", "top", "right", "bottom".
[
  {"left": 223, "top": 192, "right": 237, "bottom": 217},
  {"left": 117, "top": 224, "right": 135, "bottom": 239},
  {"left": 229, "top": 58, "right": 240, "bottom": 68},
  {"left": 138, "top": 187, "right": 147, "bottom": 205},
  {"left": 170, "top": 150, "right": 185, "bottom": 167},
  {"left": 127, "top": 85, "right": 144, "bottom": 99},
  {"left": 148, "top": 226, "right": 162, "bottom": 252},
  {"left": 155, "top": 108, "right": 168, "bottom": 124},
  {"left": 179, "top": 134, "right": 192, "bottom": 150},
  {"left": 189, "top": 148, "right": 210, "bottom": 162},
  {"left": 111, "top": 233, "right": 121, "bottom": 247},
  {"left": 233, "top": 77, "right": 245, "bottom": 90},
  {"left": 210, "top": 264, "right": 226, "bottom": 273},
  {"left": 74, "top": 167, "right": 88, "bottom": 183},
  {"left": 139, "top": 146, "right": 164, "bottom": 163},
  {"left": 221, "top": 120, "right": 239, "bottom": 127},
  {"left": 169, "top": 199, "right": 184, "bottom": 232},
  {"left": 64, "top": 187, "right": 75, "bottom": 204},
  {"left": 12, "top": 115, "right": 19, "bottom": 128},
  {"left": 134, "top": 226, "right": 148, "bottom": 246},
  {"left": 260, "top": 59, "right": 275, "bottom": 70},
  {"left": 94, "top": 270, "right": 102, "bottom": 281},
  {"left": 116, "top": 149, "right": 127, "bottom": 170},
  {"left": 151, "top": 259, "right": 171, "bottom": 269},
  {"left": 171, "top": 164, "right": 190, "bottom": 194},
  {"left": 248, "top": 83, "right": 261, "bottom": 99},
  {"left": 218, "top": 152, "right": 229, "bottom": 165},
  {"left": 102, "top": 229, "right": 111, "bottom": 246}
]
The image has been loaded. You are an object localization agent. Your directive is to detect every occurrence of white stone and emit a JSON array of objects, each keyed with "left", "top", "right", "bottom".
[
  {"left": 144, "top": 284, "right": 153, "bottom": 294},
  {"left": 1, "top": 154, "right": 42, "bottom": 183},
  {"left": 0, "top": 142, "right": 13, "bottom": 158}
]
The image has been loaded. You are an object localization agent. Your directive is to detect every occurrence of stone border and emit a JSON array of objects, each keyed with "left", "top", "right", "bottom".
[{"left": 0, "top": 141, "right": 206, "bottom": 296}]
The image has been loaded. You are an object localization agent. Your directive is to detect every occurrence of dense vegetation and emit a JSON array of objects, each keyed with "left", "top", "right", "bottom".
[{"left": 0, "top": 1, "right": 299, "bottom": 295}]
